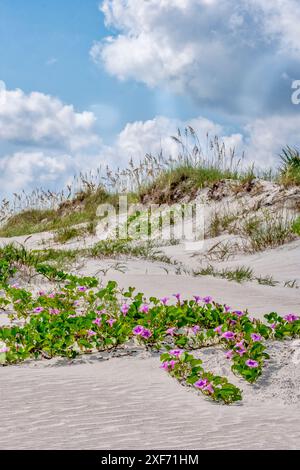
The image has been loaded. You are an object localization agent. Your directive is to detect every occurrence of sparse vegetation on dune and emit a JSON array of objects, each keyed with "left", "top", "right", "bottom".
[
  {"left": 0, "top": 129, "right": 299, "bottom": 254},
  {"left": 279, "top": 146, "right": 300, "bottom": 187}
]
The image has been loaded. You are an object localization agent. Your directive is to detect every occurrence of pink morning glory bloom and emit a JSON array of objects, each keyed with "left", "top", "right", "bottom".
[
  {"left": 121, "top": 304, "right": 130, "bottom": 315},
  {"left": 33, "top": 307, "right": 44, "bottom": 313},
  {"left": 166, "top": 327, "right": 176, "bottom": 336},
  {"left": 48, "top": 293, "right": 55, "bottom": 299},
  {"left": 194, "top": 379, "right": 214, "bottom": 393},
  {"left": 97, "top": 308, "right": 106, "bottom": 315},
  {"left": 229, "top": 319, "right": 237, "bottom": 326},
  {"left": 173, "top": 293, "right": 181, "bottom": 302},
  {"left": 270, "top": 323, "right": 277, "bottom": 330},
  {"left": 160, "top": 361, "right": 169, "bottom": 370},
  {"left": 234, "top": 310, "right": 245, "bottom": 317},
  {"left": 38, "top": 291, "right": 46, "bottom": 296},
  {"left": 141, "top": 328, "right": 152, "bottom": 339},
  {"left": 49, "top": 309, "right": 60, "bottom": 315},
  {"left": 246, "top": 359, "right": 259, "bottom": 368},
  {"left": 203, "top": 296, "right": 213, "bottom": 304},
  {"left": 236, "top": 347, "right": 246, "bottom": 356},
  {"left": 192, "top": 325, "right": 200, "bottom": 335},
  {"left": 214, "top": 325, "right": 223, "bottom": 335},
  {"left": 107, "top": 318, "right": 116, "bottom": 327},
  {"left": 87, "top": 330, "right": 96, "bottom": 337},
  {"left": 139, "top": 304, "right": 149, "bottom": 314},
  {"left": 93, "top": 318, "right": 102, "bottom": 326},
  {"left": 224, "top": 305, "right": 231, "bottom": 312},
  {"left": 160, "top": 297, "right": 169, "bottom": 305},
  {"left": 193, "top": 295, "right": 201, "bottom": 304},
  {"left": 169, "top": 349, "right": 183, "bottom": 357},
  {"left": 0, "top": 346, "right": 9, "bottom": 353},
  {"left": 251, "top": 333, "right": 262, "bottom": 342},
  {"left": 284, "top": 314, "right": 299, "bottom": 323},
  {"left": 169, "top": 360, "right": 177, "bottom": 369},
  {"left": 221, "top": 331, "right": 235, "bottom": 340},
  {"left": 133, "top": 325, "right": 144, "bottom": 335},
  {"left": 225, "top": 350, "right": 234, "bottom": 360},
  {"left": 194, "top": 379, "right": 208, "bottom": 389},
  {"left": 78, "top": 286, "right": 87, "bottom": 292}
]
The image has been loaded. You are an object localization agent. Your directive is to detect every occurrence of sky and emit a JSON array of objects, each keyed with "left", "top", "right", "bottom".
[{"left": 1, "top": 0, "right": 300, "bottom": 197}]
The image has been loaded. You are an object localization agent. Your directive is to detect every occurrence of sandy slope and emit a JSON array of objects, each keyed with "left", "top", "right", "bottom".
[
  {"left": 1, "top": 223, "right": 300, "bottom": 449},
  {"left": 1, "top": 345, "right": 299, "bottom": 450}
]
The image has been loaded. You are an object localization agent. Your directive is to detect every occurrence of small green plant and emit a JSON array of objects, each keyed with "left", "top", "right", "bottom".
[
  {"left": 279, "top": 146, "right": 300, "bottom": 186},
  {"left": 54, "top": 227, "right": 83, "bottom": 244},
  {"left": 242, "top": 211, "right": 294, "bottom": 252},
  {"left": 292, "top": 217, "right": 300, "bottom": 236}
]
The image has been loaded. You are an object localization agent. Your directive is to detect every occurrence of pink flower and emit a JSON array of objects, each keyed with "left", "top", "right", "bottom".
[
  {"left": 97, "top": 308, "right": 106, "bottom": 315},
  {"left": 169, "top": 349, "right": 183, "bottom": 357},
  {"left": 139, "top": 304, "right": 149, "bottom": 314},
  {"left": 121, "top": 304, "right": 130, "bottom": 316},
  {"left": 194, "top": 379, "right": 214, "bottom": 394},
  {"left": 233, "top": 310, "right": 245, "bottom": 317},
  {"left": 48, "top": 293, "right": 55, "bottom": 299},
  {"left": 270, "top": 323, "right": 277, "bottom": 330},
  {"left": 203, "top": 296, "right": 213, "bottom": 304},
  {"left": 14, "top": 299, "right": 21, "bottom": 304},
  {"left": 132, "top": 325, "right": 144, "bottom": 335},
  {"left": 173, "top": 293, "right": 181, "bottom": 302},
  {"left": 107, "top": 318, "right": 116, "bottom": 327},
  {"left": 191, "top": 325, "right": 200, "bottom": 335},
  {"left": 49, "top": 308, "right": 60, "bottom": 316},
  {"left": 194, "top": 379, "right": 208, "bottom": 389},
  {"left": 33, "top": 307, "right": 44, "bottom": 313},
  {"left": 283, "top": 314, "right": 299, "bottom": 323},
  {"left": 78, "top": 286, "right": 87, "bottom": 292},
  {"left": 246, "top": 359, "right": 259, "bottom": 368},
  {"left": 160, "top": 361, "right": 169, "bottom": 370},
  {"left": 236, "top": 347, "right": 246, "bottom": 356},
  {"left": 0, "top": 346, "right": 9, "bottom": 354},
  {"left": 224, "top": 305, "right": 231, "bottom": 312},
  {"left": 225, "top": 350, "right": 234, "bottom": 360},
  {"left": 193, "top": 295, "right": 201, "bottom": 304},
  {"left": 141, "top": 328, "right": 152, "bottom": 339},
  {"left": 92, "top": 318, "right": 102, "bottom": 326},
  {"left": 214, "top": 325, "right": 223, "bottom": 335},
  {"left": 221, "top": 331, "right": 235, "bottom": 340},
  {"left": 87, "top": 329, "right": 96, "bottom": 337},
  {"left": 169, "top": 360, "right": 177, "bottom": 369},
  {"left": 38, "top": 291, "right": 46, "bottom": 296},
  {"left": 251, "top": 333, "right": 262, "bottom": 342},
  {"left": 229, "top": 319, "right": 237, "bottom": 326},
  {"left": 161, "top": 360, "right": 177, "bottom": 370},
  {"left": 166, "top": 327, "right": 176, "bottom": 336},
  {"left": 160, "top": 297, "right": 169, "bottom": 305}
]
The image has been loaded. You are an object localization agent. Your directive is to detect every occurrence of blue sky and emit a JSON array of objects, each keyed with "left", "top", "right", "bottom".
[
  {"left": 1, "top": 0, "right": 300, "bottom": 197},
  {"left": 0, "top": 0, "right": 200, "bottom": 139}
]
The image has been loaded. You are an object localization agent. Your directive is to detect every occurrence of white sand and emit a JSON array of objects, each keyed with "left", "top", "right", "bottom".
[{"left": 1, "top": 199, "right": 300, "bottom": 449}]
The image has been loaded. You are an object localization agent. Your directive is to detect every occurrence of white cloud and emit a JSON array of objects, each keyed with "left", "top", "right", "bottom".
[
  {"left": 91, "top": 0, "right": 300, "bottom": 114},
  {"left": 244, "top": 113, "right": 300, "bottom": 169},
  {"left": 0, "top": 151, "right": 73, "bottom": 194},
  {"left": 0, "top": 81, "right": 100, "bottom": 151}
]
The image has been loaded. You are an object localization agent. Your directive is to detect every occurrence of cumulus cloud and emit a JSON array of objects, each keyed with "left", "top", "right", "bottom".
[
  {"left": 0, "top": 81, "right": 100, "bottom": 151},
  {"left": 0, "top": 151, "right": 73, "bottom": 194},
  {"left": 91, "top": 0, "right": 300, "bottom": 115}
]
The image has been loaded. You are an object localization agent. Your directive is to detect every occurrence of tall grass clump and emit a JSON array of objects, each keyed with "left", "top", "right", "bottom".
[
  {"left": 242, "top": 211, "right": 295, "bottom": 252},
  {"left": 279, "top": 146, "right": 300, "bottom": 186}
]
